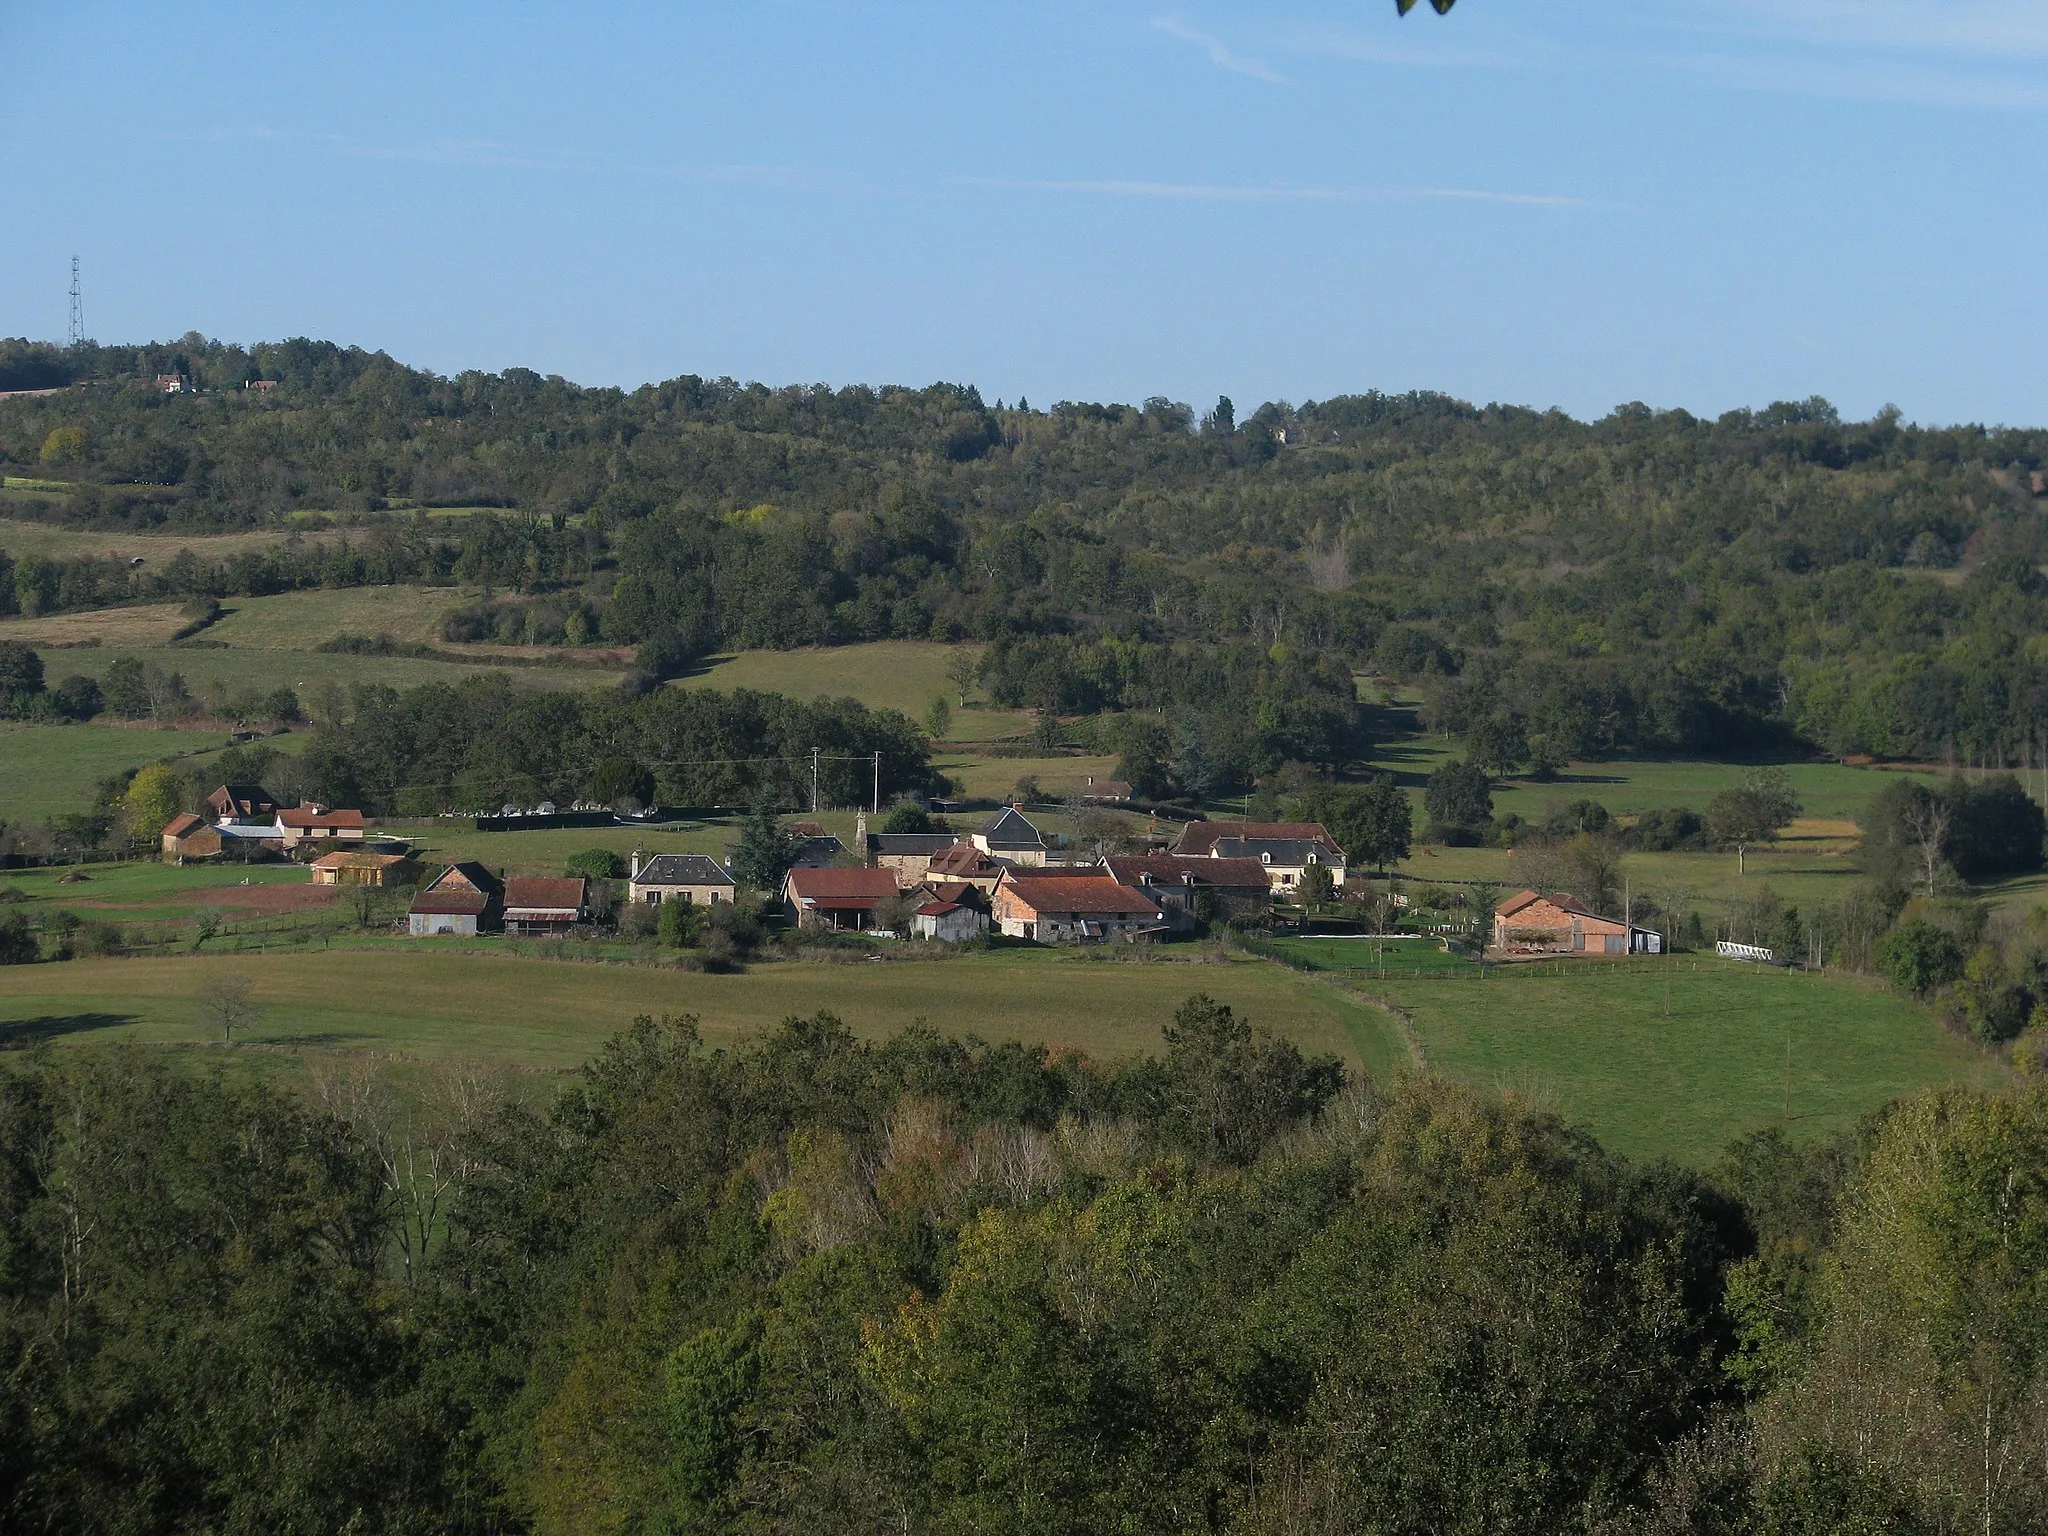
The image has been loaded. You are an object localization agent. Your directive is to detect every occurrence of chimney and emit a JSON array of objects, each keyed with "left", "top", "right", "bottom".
[
  {"left": 630, "top": 850, "right": 641, "bottom": 879},
  {"left": 855, "top": 808, "right": 868, "bottom": 850}
]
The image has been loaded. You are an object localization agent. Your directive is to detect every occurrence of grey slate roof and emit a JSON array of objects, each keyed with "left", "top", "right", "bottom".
[
  {"left": 867, "top": 833, "right": 959, "bottom": 856},
  {"left": 793, "top": 835, "right": 850, "bottom": 867},
  {"left": 978, "top": 806, "right": 1046, "bottom": 849},
  {"left": 632, "top": 854, "right": 735, "bottom": 886},
  {"left": 1212, "top": 837, "right": 1344, "bottom": 866}
]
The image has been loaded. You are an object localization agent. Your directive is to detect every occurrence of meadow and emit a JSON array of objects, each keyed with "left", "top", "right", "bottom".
[
  {"left": 0, "top": 516, "right": 334, "bottom": 564},
  {"left": 0, "top": 722, "right": 235, "bottom": 823},
  {"left": 1362, "top": 956, "right": 2006, "bottom": 1162},
  {"left": 0, "top": 945, "right": 1399, "bottom": 1080},
  {"left": 1366, "top": 722, "right": 1940, "bottom": 823},
  {"left": 0, "top": 906, "right": 2000, "bottom": 1162},
  {"left": 31, "top": 641, "right": 620, "bottom": 699}
]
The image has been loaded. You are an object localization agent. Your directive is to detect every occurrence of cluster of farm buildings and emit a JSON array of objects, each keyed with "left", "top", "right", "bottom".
[{"left": 162, "top": 788, "right": 1659, "bottom": 956}]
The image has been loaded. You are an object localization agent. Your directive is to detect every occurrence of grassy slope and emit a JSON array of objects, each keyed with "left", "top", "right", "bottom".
[
  {"left": 0, "top": 518, "right": 329, "bottom": 563},
  {"left": 0, "top": 723, "right": 231, "bottom": 823},
  {"left": 35, "top": 644, "right": 617, "bottom": 698},
  {"left": 0, "top": 947, "right": 1401, "bottom": 1079},
  {"left": 0, "top": 860, "right": 309, "bottom": 918},
  {"left": 1369, "top": 728, "right": 1938, "bottom": 823},
  {"left": 1366, "top": 957, "right": 2005, "bottom": 1163}
]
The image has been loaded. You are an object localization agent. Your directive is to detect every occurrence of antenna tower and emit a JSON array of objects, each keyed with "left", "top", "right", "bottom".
[{"left": 67, "top": 256, "right": 84, "bottom": 347}]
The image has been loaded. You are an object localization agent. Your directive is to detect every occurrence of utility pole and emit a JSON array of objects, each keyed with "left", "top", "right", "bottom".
[
  {"left": 810, "top": 747, "right": 820, "bottom": 814},
  {"left": 67, "top": 256, "right": 83, "bottom": 347},
  {"left": 871, "top": 751, "right": 880, "bottom": 814}
]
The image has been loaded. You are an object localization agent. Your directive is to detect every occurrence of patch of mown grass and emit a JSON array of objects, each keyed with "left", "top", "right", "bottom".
[
  {"left": 1266, "top": 936, "right": 1481, "bottom": 976},
  {"left": 0, "top": 723, "right": 230, "bottom": 824},
  {"left": 1363, "top": 956, "right": 2006, "bottom": 1164},
  {"left": 35, "top": 644, "right": 617, "bottom": 698},
  {"left": 0, "top": 946, "right": 1398, "bottom": 1078}
]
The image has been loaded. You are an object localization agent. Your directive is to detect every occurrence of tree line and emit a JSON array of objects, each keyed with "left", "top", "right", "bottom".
[
  {"left": 264, "top": 674, "right": 941, "bottom": 816},
  {"left": 3, "top": 1009, "right": 2045, "bottom": 1533}
]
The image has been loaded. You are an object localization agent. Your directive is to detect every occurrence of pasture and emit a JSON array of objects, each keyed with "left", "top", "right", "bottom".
[
  {"left": 32, "top": 643, "right": 618, "bottom": 699},
  {"left": 0, "top": 946, "right": 1403, "bottom": 1081},
  {"left": 1362, "top": 956, "right": 2005, "bottom": 1163},
  {"left": 0, "top": 517, "right": 332, "bottom": 564},
  {"left": 0, "top": 723, "right": 233, "bottom": 823},
  {"left": 1368, "top": 727, "right": 1940, "bottom": 824},
  {"left": 0, "top": 602, "right": 192, "bottom": 648},
  {"left": 678, "top": 641, "right": 1028, "bottom": 739}
]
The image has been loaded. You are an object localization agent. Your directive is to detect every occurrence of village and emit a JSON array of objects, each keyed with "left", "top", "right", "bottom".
[{"left": 156, "top": 783, "right": 1664, "bottom": 959}]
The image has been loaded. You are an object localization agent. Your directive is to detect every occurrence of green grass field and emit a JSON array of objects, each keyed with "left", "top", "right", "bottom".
[
  {"left": 37, "top": 644, "right": 619, "bottom": 699},
  {"left": 1360, "top": 957, "right": 2005, "bottom": 1162},
  {"left": 677, "top": 641, "right": 1030, "bottom": 740},
  {"left": 0, "top": 723, "right": 233, "bottom": 823},
  {"left": 1267, "top": 936, "right": 1481, "bottom": 975},
  {"left": 205, "top": 586, "right": 461, "bottom": 649},
  {"left": 1368, "top": 729, "right": 1939, "bottom": 824},
  {"left": 1385, "top": 840, "right": 1869, "bottom": 928},
  {"left": 0, "top": 517, "right": 334, "bottom": 564},
  {"left": 0, "top": 946, "right": 1400, "bottom": 1079},
  {"left": 0, "top": 860, "right": 310, "bottom": 919}
]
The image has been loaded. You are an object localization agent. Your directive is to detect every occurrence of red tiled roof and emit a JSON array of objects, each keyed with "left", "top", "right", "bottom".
[
  {"left": 409, "top": 890, "right": 489, "bottom": 915},
  {"left": 927, "top": 842, "right": 999, "bottom": 876},
  {"left": 1172, "top": 821, "right": 1339, "bottom": 858},
  {"left": 162, "top": 812, "right": 205, "bottom": 839},
  {"left": 787, "top": 866, "right": 900, "bottom": 901},
  {"left": 998, "top": 875, "right": 1161, "bottom": 918},
  {"left": 915, "top": 901, "right": 962, "bottom": 917},
  {"left": 1496, "top": 890, "right": 1597, "bottom": 920},
  {"left": 504, "top": 876, "right": 586, "bottom": 913},
  {"left": 279, "top": 807, "right": 366, "bottom": 829}
]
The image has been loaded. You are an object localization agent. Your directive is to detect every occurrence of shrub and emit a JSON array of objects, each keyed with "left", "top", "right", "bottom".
[
  {"left": 882, "top": 804, "right": 935, "bottom": 834},
  {"left": 51, "top": 674, "right": 103, "bottom": 720},
  {"left": 78, "top": 921, "right": 126, "bottom": 957},
  {"left": 657, "top": 899, "right": 703, "bottom": 948},
  {"left": 566, "top": 847, "right": 625, "bottom": 880},
  {"left": 0, "top": 910, "right": 38, "bottom": 963},
  {"left": 1873, "top": 918, "right": 1965, "bottom": 996}
]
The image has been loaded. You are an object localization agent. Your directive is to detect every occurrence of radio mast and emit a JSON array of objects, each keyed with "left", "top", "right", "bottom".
[{"left": 67, "top": 256, "right": 84, "bottom": 347}]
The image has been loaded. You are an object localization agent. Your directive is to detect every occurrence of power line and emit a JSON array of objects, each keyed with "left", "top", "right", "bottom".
[{"left": 67, "top": 256, "right": 83, "bottom": 347}]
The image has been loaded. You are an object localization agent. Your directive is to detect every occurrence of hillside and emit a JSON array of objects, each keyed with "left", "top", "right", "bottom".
[{"left": 5, "top": 337, "right": 2048, "bottom": 770}]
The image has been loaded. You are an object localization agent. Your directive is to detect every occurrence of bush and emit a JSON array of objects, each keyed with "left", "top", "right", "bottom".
[
  {"left": 78, "top": 920, "right": 126, "bottom": 958},
  {"left": 657, "top": 898, "right": 703, "bottom": 948},
  {"left": 565, "top": 847, "right": 625, "bottom": 880},
  {"left": 1873, "top": 918, "right": 1965, "bottom": 996},
  {"left": 0, "top": 910, "right": 38, "bottom": 963},
  {"left": 881, "top": 804, "right": 935, "bottom": 834},
  {"left": 1624, "top": 806, "right": 1707, "bottom": 852},
  {"left": 50, "top": 674, "right": 103, "bottom": 720}
]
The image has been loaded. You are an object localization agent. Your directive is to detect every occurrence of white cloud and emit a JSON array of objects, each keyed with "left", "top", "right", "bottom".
[
  {"left": 1152, "top": 13, "right": 1288, "bottom": 85},
  {"left": 1282, "top": 0, "right": 2048, "bottom": 112},
  {"left": 1696, "top": 0, "right": 2048, "bottom": 59},
  {"left": 965, "top": 176, "right": 1587, "bottom": 208}
]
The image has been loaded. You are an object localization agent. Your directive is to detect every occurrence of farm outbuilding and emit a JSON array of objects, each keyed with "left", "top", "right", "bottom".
[
  {"left": 310, "top": 850, "right": 421, "bottom": 887},
  {"left": 1493, "top": 890, "right": 1659, "bottom": 956}
]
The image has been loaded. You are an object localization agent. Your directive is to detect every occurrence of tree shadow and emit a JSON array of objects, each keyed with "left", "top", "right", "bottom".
[{"left": 0, "top": 1012, "right": 140, "bottom": 1048}]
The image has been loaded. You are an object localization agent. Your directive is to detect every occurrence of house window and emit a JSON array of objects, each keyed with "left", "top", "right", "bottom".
[{"left": 646, "top": 891, "right": 662, "bottom": 905}]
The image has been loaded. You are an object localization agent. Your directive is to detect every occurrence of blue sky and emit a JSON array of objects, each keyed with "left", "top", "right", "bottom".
[{"left": 5, "top": 1, "right": 2044, "bottom": 422}]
